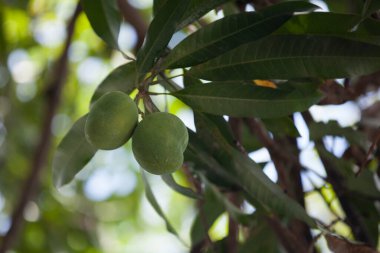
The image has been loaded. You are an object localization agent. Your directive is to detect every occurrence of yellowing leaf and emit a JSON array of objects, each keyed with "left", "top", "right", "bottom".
[{"left": 254, "top": 80, "right": 277, "bottom": 89}]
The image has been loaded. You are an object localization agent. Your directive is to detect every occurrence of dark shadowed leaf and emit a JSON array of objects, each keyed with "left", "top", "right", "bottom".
[
  {"left": 153, "top": 0, "right": 168, "bottom": 16},
  {"left": 201, "top": 174, "right": 255, "bottom": 225},
  {"left": 262, "top": 117, "right": 300, "bottom": 137},
  {"left": 90, "top": 62, "right": 137, "bottom": 105},
  {"left": 136, "top": 0, "right": 190, "bottom": 74},
  {"left": 276, "top": 12, "right": 380, "bottom": 45},
  {"left": 81, "top": 0, "right": 121, "bottom": 49},
  {"left": 238, "top": 214, "right": 280, "bottom": 253},
  {"left": 194, "top": 113, "right": 316, "bottom": 227},
  {"left": 164, "top": 1, "right": 318, "bottom": 68},
  {"left": 174, "top": 82, "right": 322, "bottom": 118},
  {"left": 189, "top": 35, "right": 380, "bottom": 81},
  {"left": 53, "top": 115, "right": 97, "bottom": 188}
]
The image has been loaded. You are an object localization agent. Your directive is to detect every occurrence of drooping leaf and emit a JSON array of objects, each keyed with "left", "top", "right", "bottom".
[
  {"left": 164, "top": 1, "right": 318, "bottom": 68},
  {"left": 201, "top": 174, "right": 255, "bottom": 225},
  {"left": 81, "top": 0, "right": 121, "bottom": 49},
  {"left": 136, "top": 0, "right": 191, "bottom": 74},
  {"left": 141, "top": 171, "right": 185, "bottom": 243},
  {"left": 238, "top": 214, "right": 280, "bottom": 253},
  {"left": 190, "top": 182, "right": 225, "bottom": 246},
  {"left": 173, "top": 82, "right": 322, "bottom": 118},
  {"left": 53, "top": 115, "right": 97, "bottom": 188},
  {"left": 194, "top": 113, "right": 316, "bottom": 227},
  {"left": 276, "top": 12, "right": 380, "bottom": 45},
  {"left": 189, "top": 35, "right": 380, "bottom": 81},
  {"left": 90, "top": 62, "right": 137, "bottom": 105},
  {"left": 316, "top": 145, "right": 380, "bottom": 199},
  {"left": 309, "top": 120, "right": 368, "bottom": 149},
  {"left": 161, "top": 173, "right": 201, "bottom": 199},
  {"left": 185, "top": 130, "right": 237, "bottom": 189}
]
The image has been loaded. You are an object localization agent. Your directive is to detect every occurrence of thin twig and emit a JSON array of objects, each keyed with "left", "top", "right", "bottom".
[
  {"left": 0, "top": 5, "right": 81, "bottom": 252},
  {"left": 356, "top": 129, "right": 380, "bottom": 176}
]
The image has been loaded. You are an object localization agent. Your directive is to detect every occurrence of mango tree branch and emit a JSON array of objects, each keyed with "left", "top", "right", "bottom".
[
  {"left": 0, "top": 4, "right": 81, "bottom": 252},
  {"left": 117, "top": 0, "right": 148, "bottom": 51}
]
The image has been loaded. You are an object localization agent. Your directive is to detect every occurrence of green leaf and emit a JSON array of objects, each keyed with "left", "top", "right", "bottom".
[
  {"left": 309, "top": 120, "right": 367, "bottom": 149},
  {"left": 173, "top": 82, "right": 322, "bottom": 118},
  {"left": 165, "top": 1, "right": 318, "bottom": 68},
  {"left": 316, "top": 144, "right": 380, "bottom": 199},
  {"left": 90, "top": 62, "right": 137, "bottom": 105},
  {"left": 238, "top": 214, "right": 280, "bottom": 253},
  {"left": 81, "top": 0, "right": 121, "bottom": 49},
  {"left": 153, "top": 0, "right": 168, "bottom": 16},
  {"left": 194, "top": 113, "right": 316, "bottom": 227},
  {"left": 201, "top": 174, "right": 255, "bottom": 225},
  {"left": 141, "top": 171, "right": 185, "bottom": 243},
  {"left": 185, "top": 130, "right": 236, "bottom": 189},
  {"left": 177, "top": 0, "right": 232, "bottom": 29},
  {"left": 190, "top": 183, "right": 225, "bottom": 246},
  {"left": 161, "top": 173, "right": 201, "bottom": 199},
  {"left": 276, "top": 12, "right": 380, "bottom": 45},
  {"left": 189, "top": 35, "right": 380, "bottom": 81},
  {"left": 53, "top": 115, "right": 97, "bottom": 188},
  {"left": 262, "top": 117, "right": 300, "bottom": 137},
  {"left": 136, "top": 0, "right": 191, "bottom": 74}
]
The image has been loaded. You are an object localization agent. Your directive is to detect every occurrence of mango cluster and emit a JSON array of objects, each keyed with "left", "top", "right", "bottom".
[{"left": 85, "top": 91, "right": 188, "bottom": 175}]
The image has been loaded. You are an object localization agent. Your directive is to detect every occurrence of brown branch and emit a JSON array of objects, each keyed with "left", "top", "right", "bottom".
[
  {"left": 245, "top": 118, "right": 315, "bottom": 251},
  {"left": 356, "top": 129, "right": 380, "bottom": 176},
  {"left": 117, "top": 0, "right": 148, "bottom": 51},
  {"left": 0, "top": 4, "right": 81, "bottom": 252}
]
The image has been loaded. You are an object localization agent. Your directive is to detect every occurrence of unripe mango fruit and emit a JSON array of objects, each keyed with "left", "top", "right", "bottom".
[
  {"left": 132, "top": 112, "right": 188, "bottom": 175},
  {"left": 85, "top": 91, "right": 138, "bottom": 150}
]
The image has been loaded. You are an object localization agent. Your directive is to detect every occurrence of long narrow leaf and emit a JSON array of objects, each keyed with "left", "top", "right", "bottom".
[
  {"left": 141, "top": 171, "right": 186, "bottom": 244},
  {"left": 165, "top": 1, "right": 318, "bottom": 68},
  {"left": 276, "top": 12, "right": 380, "bottom": 45},
  {"left": 174, "top": 82, "right": 322, "bottom": 118},
  {"left": 53, "top": 115, "right": 97, "bottom": 188},
  {"left": 136, "top": 0, "right": 191, "bottom": 74},
  {"left": 161, "top": 173, "right": 201, "bottom": 199},
  {"left": 189, "top": 35, "right": 380, "bottom": 81},
  {"left": 194, "top": 113, "right": 316, "bottom": 227},
  {"left": 81, "top": 0, "right": 121, "bottom": 49}
]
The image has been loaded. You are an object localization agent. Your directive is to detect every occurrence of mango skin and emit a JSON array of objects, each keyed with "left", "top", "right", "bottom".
[
  {"left": 85, "top": 91, "right": 138, "bottom": 150},
  {"left": 132, "top": 112, "right": 189, "bottom": 175}
]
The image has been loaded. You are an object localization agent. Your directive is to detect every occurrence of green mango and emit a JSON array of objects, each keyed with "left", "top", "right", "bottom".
[
  {"left": 132, "top": 112, "right": 188, "bottom": 175},
  {"left": 85, "top": 91, "right": 138, "bottom": 150}
]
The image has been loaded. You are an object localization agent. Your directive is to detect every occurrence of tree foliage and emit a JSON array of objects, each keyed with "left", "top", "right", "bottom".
[{"left": 1, "top": 0, "right": 380, "bottom": 252}]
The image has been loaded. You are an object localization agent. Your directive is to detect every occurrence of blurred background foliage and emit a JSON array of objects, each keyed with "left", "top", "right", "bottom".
[{"left": 0, "top": 0, "right": 380, "bottom": 252}]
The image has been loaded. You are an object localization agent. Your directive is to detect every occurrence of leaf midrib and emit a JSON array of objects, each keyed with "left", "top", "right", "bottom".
[
  {"left": 170, "top": 14, "right": 286, "bottom": 62},
  {"left": 195, "top": 55, "right": 380, "bottom": 72}
]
